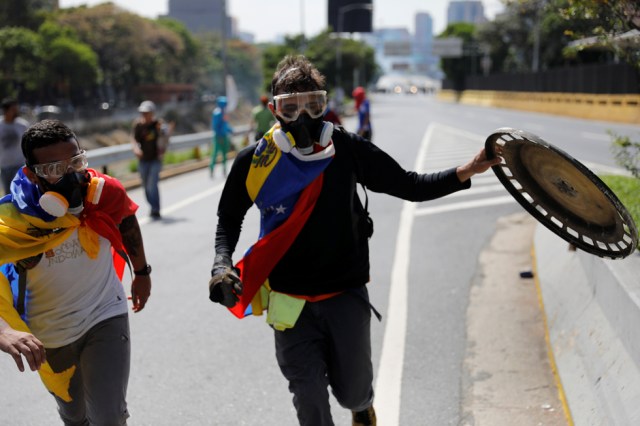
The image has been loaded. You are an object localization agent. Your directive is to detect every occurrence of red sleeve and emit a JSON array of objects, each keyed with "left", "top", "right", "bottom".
[{"left": 89, "top": 169, "right": 138, "bottom": 223}]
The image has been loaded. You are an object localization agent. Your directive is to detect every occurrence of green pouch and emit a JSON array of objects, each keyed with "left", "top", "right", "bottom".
[{"left": 266, "top": 291, "right": 306, "bottom": 331}]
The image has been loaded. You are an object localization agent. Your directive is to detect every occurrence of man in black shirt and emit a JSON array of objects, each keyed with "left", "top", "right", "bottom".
[
  {"left": 131, "top": 100, "right": 170, "bottom": 220},
  {"left": 208, "top": 55, "right": 500, "bottom": 426}
]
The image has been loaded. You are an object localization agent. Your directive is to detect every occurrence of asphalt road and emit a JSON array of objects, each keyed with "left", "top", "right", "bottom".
[{"left": 1, "top": 94, "right": 636, "bottom": 425}]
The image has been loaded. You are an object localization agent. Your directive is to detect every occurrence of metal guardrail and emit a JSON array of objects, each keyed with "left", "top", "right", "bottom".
[{"left": 85, "top": 124, "right": 251, "bottom": 169}]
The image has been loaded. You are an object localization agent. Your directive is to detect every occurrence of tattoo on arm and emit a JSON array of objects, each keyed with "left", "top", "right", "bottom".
[{"left": 120, "top": 215, "right": 142, "bottom": 257}]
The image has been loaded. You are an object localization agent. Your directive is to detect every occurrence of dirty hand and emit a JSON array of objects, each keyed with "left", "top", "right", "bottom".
[
  {"left": 209, "top": 255, "right": 243, "bottom": 308},
  {"left": 456, "top": 147, "right": 502, "bottom": 182}
]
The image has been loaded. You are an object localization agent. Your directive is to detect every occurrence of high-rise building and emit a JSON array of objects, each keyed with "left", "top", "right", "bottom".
[
  {"left": 446, "top": 0, "right": 486, "bottom": 26},
  {"left": 414, "top": 12, "right": 437, "bottom": 75},
  {"left": 167, "top": 0, "right": 232, "bottom": 36}
]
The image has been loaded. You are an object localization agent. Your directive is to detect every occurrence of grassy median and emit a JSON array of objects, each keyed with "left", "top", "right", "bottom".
[{"left": 600, "top": 175, "right": 640, "bottom": 251}]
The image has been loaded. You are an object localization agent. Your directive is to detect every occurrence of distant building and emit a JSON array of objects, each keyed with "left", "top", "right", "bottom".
[
  {"left": 167, "top": 0, "right": 232, "bottom": 36},
  {"left": 371, "top": 28, "right": 414, "bottom": 74},
  {"left": 414, "top": 12, "right": 439, "bottom": 76},
  {"left": 447, "top": 0, "right": 486, "bottom": 26}
]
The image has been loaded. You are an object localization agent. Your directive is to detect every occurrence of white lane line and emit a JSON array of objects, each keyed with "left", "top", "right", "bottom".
[
  {"left": 415, "top": 196, "right": 515, "bottom": 216},
  {"left": 580, "top": 131, "right": 610, "bottom": 142},
  {"left": 138, "top": 182, "right": 225, "bottom": 226},
  {"left": 446, "top": 184, "right": 507, "bottom": 198},
  {"left": 581, "top": 161, "right": 631, "bottom": 177},
  {"left": 375, "top": 123, "right": 434, "bottom": 426}
]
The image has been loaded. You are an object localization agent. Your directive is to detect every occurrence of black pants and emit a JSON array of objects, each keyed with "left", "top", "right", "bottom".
[{"left": 274, "top": 287, "right": 374, "bottom": 426}]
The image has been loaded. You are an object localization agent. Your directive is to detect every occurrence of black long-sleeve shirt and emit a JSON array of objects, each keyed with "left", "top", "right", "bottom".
[{"left": 214, "top": 128, "right": 471, "bottom": 296}]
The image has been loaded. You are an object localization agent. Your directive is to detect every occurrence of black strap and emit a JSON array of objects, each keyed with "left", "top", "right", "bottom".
[
  {"left": 116, "top": 248, "right": 133, "bottom": 279},
  {"left": 16, "top": 264, "right": 27, "bottom": 317},
  {"left": 339, "top": 126, "right": 370, "bottom": 213}
]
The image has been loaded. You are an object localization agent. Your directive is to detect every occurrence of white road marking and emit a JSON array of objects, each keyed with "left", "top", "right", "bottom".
[
  {"left": 415, "top": 196, "right": 515, "bottom": 216},
  {"left": 376, "top": 123, "right": 516, "bottom": 425},
  {"left": 580, "top": 131, "right": 610, "bottom": 142},
  {"left": 138, "top": 182, "right": 225, "bottom": 226},
  {"left": 446, "top": 183, "right": 507, "bottom": 198},
  {"left": 375, "top": 123, "right": 433, "bottom": 426}
]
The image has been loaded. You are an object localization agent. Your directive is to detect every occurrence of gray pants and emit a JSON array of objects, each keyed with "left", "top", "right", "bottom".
[
  {"left": 1, "top": 164, "right": 22, "bottom": 195},
  {"left": 46, "top": 314, "right": 131, "bottom": 426},
  {"left": 274, "top": 286, "right": 374, "bottom": 426}
]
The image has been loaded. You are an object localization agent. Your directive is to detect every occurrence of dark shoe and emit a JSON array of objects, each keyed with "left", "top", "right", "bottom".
[
  {"left": 352, "top": 406, "right": 376, "bottom": 426},
  {"left": 150, "top": 211, "right": 161, "bottom": 220}
]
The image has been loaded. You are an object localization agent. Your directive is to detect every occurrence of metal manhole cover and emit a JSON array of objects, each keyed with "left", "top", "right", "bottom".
[{"left": 485, "top": 127, "right": 638, "bottom": 259}]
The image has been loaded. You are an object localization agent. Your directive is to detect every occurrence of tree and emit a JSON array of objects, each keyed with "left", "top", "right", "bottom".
[
  {"left": 54, "top": 3, "right": 190, "bottom": 103},
  {"left": 0, "top": 0, "right": 48, "bottom": 30},
  {"left": 438, "top": 23, "right": 479, "bottom": 90},
  {"left": 36, "top": 20, "right": 99, "bottom": 104},
  {"left": 558, "top": 0, "right": 640, "bottom": 68},
  {"left": 0, "top": 27, "right": 44, "bottom": 98},
  {"left": 261, "top": 30, "right": 376, "bottom": 96}
]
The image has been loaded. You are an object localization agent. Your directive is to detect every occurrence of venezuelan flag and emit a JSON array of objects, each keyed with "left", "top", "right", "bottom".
[
  {"left": 229, "top": 126, "right": 334, "bottom": 318},
  {"left": 0, "top": 168, "right": 135, "bottom": 401}
]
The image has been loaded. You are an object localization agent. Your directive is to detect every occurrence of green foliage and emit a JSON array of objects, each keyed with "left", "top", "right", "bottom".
[
  {"left": 261, "top": 29, "right": 376, "bottom": 95},
  {"left": 0, "top": 27, "right": 44, "bottom": 94},
  {"left": 557, "top": 0, "right": 640, "bottom": 68},
  {"left": 0, "top": 0, "right": 48, "bottom": 30},
  {"left": 600, "top": 174, "right": 640, "bottom": 250},
  {"left": 609, "top": 132, "right": 640, "bottom": 179},
  {"left": 475, "top": 0, "right": 640, "bottom": 75},
  {"left": 438, "top": 23, "right": 480, "bottom": 90}
]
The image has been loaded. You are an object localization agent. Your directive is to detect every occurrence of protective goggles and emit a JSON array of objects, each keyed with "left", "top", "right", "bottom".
[
  {"left": 31, "top": 150, "right": 88, "bottom": 179},
  {"left": 273, "top": 90, "right": 327, "bottom": 122}
]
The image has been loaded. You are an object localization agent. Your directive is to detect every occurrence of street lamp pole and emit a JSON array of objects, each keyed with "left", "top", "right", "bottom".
[{"left": 335, "top": 3, "right": 373, "bottom": 95}]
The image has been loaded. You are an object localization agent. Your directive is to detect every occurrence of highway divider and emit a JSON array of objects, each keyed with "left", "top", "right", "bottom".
[{"left": 534, "top": 225, "right": 640, "bottom": 425}]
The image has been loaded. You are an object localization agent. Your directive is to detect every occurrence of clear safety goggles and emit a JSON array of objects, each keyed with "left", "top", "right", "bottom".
[
  {"left": 31, "top": 150, "right": 88, "bottom": 179},
  {"left": 273, "top": 90, "right": 327, "bottom": 122}
]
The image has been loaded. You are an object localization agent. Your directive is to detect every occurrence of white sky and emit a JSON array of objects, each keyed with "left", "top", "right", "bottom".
[{"left": 59, "top": 0, "right": 504, "bottom": 43}]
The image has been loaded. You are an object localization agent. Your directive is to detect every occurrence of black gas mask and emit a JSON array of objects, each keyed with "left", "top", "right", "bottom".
[
  {"left": 278, "top": 113, "right": 325, "bottom": 154},
  {"left": 38, "top": 171, "right": 89, "bottom": 216}
]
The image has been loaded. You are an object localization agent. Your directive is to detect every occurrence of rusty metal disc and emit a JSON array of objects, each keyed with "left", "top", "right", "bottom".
[{"left": 485, "top": 127, "right": 638, "bottom": 259}]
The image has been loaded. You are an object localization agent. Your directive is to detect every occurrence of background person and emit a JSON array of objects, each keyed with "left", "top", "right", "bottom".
[
  {"left": 131, "top": 100, "right": 170, "bottom": 220},
  {"left": 210, "top": 96, "right": 234, "bottom": 178},
  {"left": 0, "top": 119, "right": 152, "bottom": 425},
  {"left": 323, "top": 98, "right": 342, "bottom": 126},
  {"left": 0, "top": 98, "right": 30, "bottom": 196},
  {"left": 352, "top": 86, "right": 372, "bottom": 140},
  {"left": 207, "top": 55, "right": 499, "bottom": 426},
  {"left": 251, "top": 95, "right": 275, "bottom": 142}
]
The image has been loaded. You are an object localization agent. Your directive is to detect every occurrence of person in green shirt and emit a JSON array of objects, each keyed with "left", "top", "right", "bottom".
[{"left": 251, "top": 95, "right": 275, "bottom": 142}]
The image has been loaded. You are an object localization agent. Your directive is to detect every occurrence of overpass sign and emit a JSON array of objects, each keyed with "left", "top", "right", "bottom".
[{"left": 432, "top": 37, "right": 463, "bottom": 58}]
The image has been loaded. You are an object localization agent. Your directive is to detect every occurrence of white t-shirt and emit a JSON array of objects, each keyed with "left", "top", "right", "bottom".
[
  {"left": 0, "top": 117, "right": 29, "bottom": 168},
  {"left": 25, "top": 229, "right": 128, "bottom": 348}
]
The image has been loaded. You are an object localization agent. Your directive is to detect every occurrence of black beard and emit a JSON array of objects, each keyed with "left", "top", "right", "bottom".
[{"left": 279, "top": 114, "right": 324, "bottom": 153}]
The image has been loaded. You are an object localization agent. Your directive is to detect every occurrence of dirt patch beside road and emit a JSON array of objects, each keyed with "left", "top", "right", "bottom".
[{"left": 461, "top": 213, "right": 569, "bottom": 426}]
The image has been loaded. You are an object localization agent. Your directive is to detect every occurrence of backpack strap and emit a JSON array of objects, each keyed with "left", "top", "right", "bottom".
[
  {"left": 337, "top": 126, "right": 374, "bottom": 239},
  {"left": 16, "top": 264, "right": 27, "bottom": 317}
]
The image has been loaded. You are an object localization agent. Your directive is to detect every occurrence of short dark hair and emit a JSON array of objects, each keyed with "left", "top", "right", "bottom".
[
  {"left": 270, "top": 55, "right": 325, "bottom": 96},
  {"left": 21, "top": 119, "right": 80, "bottom": 166},
  {"left": 1, "top": 97, "right": 17, "bottom": 112}
]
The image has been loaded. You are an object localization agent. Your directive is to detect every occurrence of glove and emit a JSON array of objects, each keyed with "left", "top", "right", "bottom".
[{"left": 209, "top": 254, "right": 243, "bottom": 308}]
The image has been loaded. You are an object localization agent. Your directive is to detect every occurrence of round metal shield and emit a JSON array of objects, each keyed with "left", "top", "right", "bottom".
[{"left": 485, "top": 128, "right": 638, "bottom": 259}]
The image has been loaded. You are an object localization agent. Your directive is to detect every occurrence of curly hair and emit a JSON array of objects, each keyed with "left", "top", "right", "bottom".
[
  {"left": 270, "top": 55, "right": 326, "bottom": 95},
  {"left": 21, "top": 119, "right": 80, "bottom": 166}
]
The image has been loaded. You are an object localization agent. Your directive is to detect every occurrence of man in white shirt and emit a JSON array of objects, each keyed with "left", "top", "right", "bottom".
[{"left": 0, "top": 119, "right": 152, "bottom": 425}]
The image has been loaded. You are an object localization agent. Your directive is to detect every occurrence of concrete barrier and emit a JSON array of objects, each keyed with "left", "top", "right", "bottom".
[
  {"left": 438, "top": 90, "right": 640, "bottom": 124},
  {"left": 534, "top": 225, "right": 640, "bottom": 425}
]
